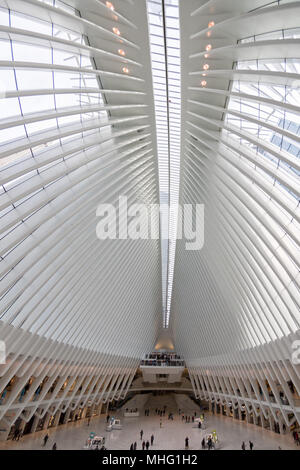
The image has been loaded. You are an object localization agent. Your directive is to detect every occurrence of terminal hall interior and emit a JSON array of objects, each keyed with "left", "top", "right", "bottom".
[{"left": 0, "top": 0, "right": 299, "bottom": 451}]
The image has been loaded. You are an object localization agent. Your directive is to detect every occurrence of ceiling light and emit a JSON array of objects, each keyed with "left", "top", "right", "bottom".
[
  {"left": 122, "top": 67, "right": 129, "bottom": 74},
  {"left": 204, "top": 53, "right": 209, "bottom": 58},
  {"left": 208, "top": 21, "right": 215, "bottom": 28},
  {"left": 201, "top": 80, "right": 207, "bottom": 87},
  {"left": 203, "top": 64, "right": 210, "bottom": 70},
  {"left": 106, "top": 2, "right": 115, "bottom": 10},
  {"left": 205, "top": 44, "right": 212, "bottom": 51},
  {"left": 113, "top": 27, "right": 120, "bottom": 35},
  {"left": 118, "top": 49, "right": 126, "bottom": 56}
]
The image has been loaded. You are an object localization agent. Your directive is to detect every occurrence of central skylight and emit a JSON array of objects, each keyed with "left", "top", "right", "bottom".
[{"left": 146, "top": 0, "right": 181, "bottom": 328}]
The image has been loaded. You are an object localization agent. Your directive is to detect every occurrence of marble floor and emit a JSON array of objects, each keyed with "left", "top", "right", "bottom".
[{"left": 0, "top": 393, "right": 298, "bottom": 451}]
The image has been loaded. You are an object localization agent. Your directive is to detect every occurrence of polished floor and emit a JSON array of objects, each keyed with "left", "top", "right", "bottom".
[{"left": 0, "top": 394, "right": 298, "bottom": 451}]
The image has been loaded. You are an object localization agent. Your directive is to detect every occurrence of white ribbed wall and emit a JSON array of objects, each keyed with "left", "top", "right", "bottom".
[
  {"left": 0, "top": 0, "right": 162, "bottom": 438},
  {"left": 171, "top": 0, "right": 300, "bottom": 430}
]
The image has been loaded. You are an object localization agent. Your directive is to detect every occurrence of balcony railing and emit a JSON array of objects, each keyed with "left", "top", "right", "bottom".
[{"left": 140, "top": 359, "right": 185, "bottom": 367}]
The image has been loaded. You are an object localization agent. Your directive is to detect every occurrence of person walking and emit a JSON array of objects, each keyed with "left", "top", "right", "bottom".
[
  {"left": 52, "top": 442, "right": 57, "bottom": 450},
  {"left": 241, "top": 441, "right": 246, "bottom": 450},
  {"left": 140, "top": 429, "right": 144, "bottom": 440},
  {"left": 134, "top": 442, "right": 137, "bottom": 450},
  {"left": 207, "top": 437, "right": 213, "bottom": 450},
  {"left": 249, "top": 441, "right": 254, "bottom": 450},
  {"left": 130, "top": 443, "right": 134, "bottom": 450},
  {"left": 43, "top": 433, "right": 49, "bottom": 447},
  {"left": 146, "top": 441, "right": 150, "bottom": 450},
  {"left": 185, "top": 436, "right": 189, "bottom": 449},
  {"left": 201, "top": 437, "right": 206, "bottom": 449},
  {"left": 142, "top": 440, "right": 146, "bottom": 450},
  {"left": 106, "top": 414, "right": 110, "bottom": 424},
  {"left": 160, "top": 419, "right": 162, "bottom": 428},
  {"left": 151, "top": 434, "right": 154, "bottom": 446}
]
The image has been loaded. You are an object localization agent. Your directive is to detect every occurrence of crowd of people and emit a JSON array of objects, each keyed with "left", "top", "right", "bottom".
[
  {"left": 129, "top": 430, "right": 154, "bottom": 450},
  {"left": 6, "top": 399, "right": 298, "bottom": 451},
  {"left": 141, "top": 352, "right": 185, "bottom": 367}
]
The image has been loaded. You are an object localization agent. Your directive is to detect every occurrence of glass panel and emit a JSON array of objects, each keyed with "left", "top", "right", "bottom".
[{"left": 147, "top": 0, "right": 181, "bottom": 327}]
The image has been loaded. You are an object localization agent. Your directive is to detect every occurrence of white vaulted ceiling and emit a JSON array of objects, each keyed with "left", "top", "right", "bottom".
[
  {"left": 172, "top": 0, "right": 300, "bottom": 360},
  {"left": 0, "top": 0, "right": 299, "bottom": 433},
  {"left": 0, "top": 0, "right": 162, "bottom": 356}
]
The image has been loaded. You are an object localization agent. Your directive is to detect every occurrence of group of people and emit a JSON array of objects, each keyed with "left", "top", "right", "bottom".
[
  {"left": 11, "top": 428, "right": 23, "bottom": 441},
  {"left": 141, "top": 352, "right": 184, "bottom": 367},
  {"left": 129, "top": 431, "right": 154, "bottom": 450},
  {"left": 241, "top": 441, "right": 254, "bottom": 450},
  {"left": 181, "top": 411, "right": 198, "bottom": 422},
  {"left": 42, "top": 433, "right": 57, "bottom": 450},
  {"left": 155, "top": 406, "right": 167, "bottom": 417}
]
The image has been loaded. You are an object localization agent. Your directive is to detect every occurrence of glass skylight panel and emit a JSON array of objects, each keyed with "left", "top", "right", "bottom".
[
  {"left": 0, "top": 7, "right": 108, "bottom": 170},
  {"left": 223, "top": 26, "right": 300, "bottom": 288},
  {"left": 147, "top": 0, "right": 181, "bottom": 327}
]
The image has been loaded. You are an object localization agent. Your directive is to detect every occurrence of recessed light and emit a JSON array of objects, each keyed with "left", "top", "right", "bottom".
[
  {"left": 201, "top": 80, "right": 207, "bottom": 87},
  {"left": 106, "top": 2, "right": 115, "bottom": 10},
  {"left": 205, "top": 44, "right": 212, "bottom": 51},
  {"left": 113, "top": 27, "right": 120, "bottom": 35},
  {"left": 208, "top": 21, "right": 215, "bottom": 28},
  {"left": 203, "top": 64, "right": 210, "bottom": 70},
  {"left": 118, "top": 49, "right": 126, "bottom": 56},
  {"left": 122, "top": 67, "right": 129, "bottom": 74}
]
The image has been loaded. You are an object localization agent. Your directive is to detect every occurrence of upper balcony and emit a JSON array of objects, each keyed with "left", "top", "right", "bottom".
[
  {"left": 140, "top": 352, "right": 185, "bottom": 368},
  {"left": 140, "top": 351, "right": 185, "bottom": 384}
]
